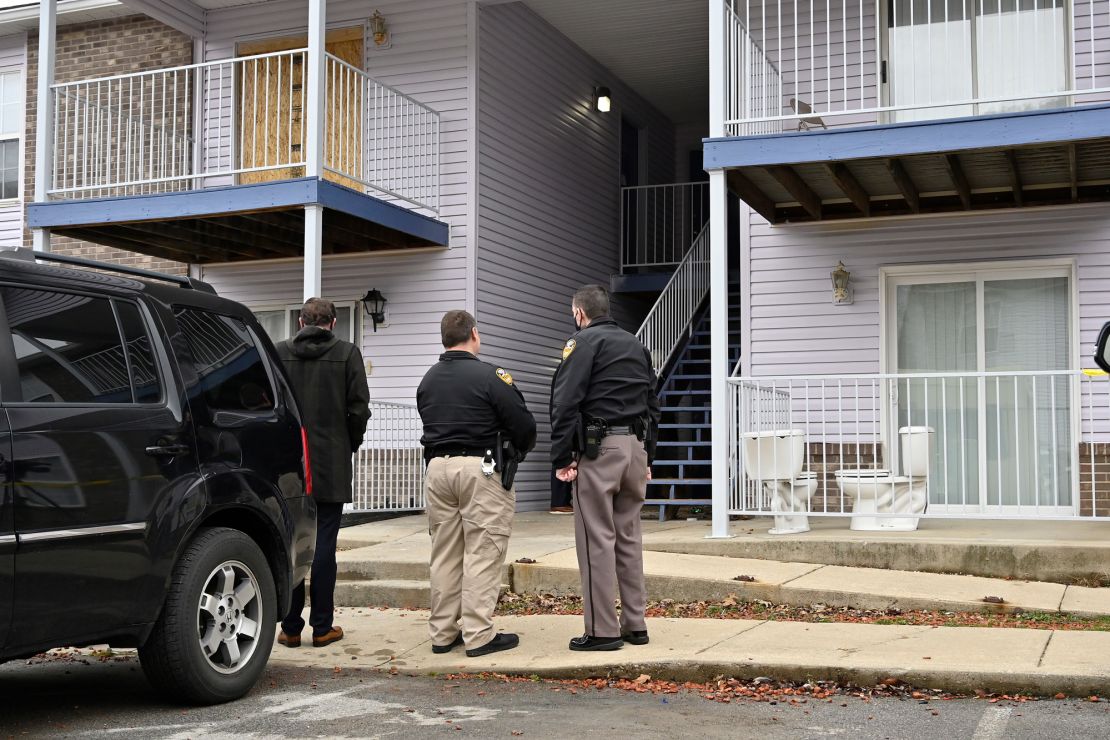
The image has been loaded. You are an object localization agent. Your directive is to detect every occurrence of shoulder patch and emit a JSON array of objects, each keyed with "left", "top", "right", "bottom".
[
  {"left": 495, "top": 367, "right": 514, "bottom": 385},
  {"left": 562, "top": 338, "right": 577, "bottom": 360}
]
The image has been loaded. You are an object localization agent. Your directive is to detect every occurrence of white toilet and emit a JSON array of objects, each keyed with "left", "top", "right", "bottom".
[
  {"left": 834, "top": 426, "right": 933, "bottom": 531},
  {"left": 741, "top": 430, "right": 819, "bottom": 535}
]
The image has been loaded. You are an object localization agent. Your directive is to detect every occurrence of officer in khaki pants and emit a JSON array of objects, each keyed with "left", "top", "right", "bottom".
[
  {"left": 417, "top": 310, "right": 536, "bottom": 657},
  {"left": 551, "top": 285, "right": 660, "bottom": 652}
]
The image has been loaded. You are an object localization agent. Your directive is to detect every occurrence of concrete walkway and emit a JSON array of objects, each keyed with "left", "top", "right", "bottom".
[
  {"left": 269, "top": 607, "right": 1110, "bottom": 697},
  {"left": 333, "top": 513, "right": 1110, "bottom": 616}
]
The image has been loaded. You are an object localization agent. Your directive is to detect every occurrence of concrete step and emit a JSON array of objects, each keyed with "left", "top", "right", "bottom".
[
  {"left": 333, "top": 579, "right": 431, "bottom": 609},
  {"left": 511, "top": 548, "right": 1110, "bottom": 618}
]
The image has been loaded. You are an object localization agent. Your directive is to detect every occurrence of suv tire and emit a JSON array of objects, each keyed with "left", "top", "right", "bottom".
[{"left": 139, "top": 527, "right": 277, "bottom": 704}]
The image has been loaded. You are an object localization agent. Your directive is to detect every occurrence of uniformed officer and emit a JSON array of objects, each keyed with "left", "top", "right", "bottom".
[
  {"left": 417, "top": 310, "right": 537, "bottom": 657},
  {"left": 550, "top": 285, "right": 660, "bottom": 651}
]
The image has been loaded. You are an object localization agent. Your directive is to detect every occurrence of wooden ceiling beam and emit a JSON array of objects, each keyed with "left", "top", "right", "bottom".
[
  {"left": 824, "top": 162, "right": 870, "bottom": 217},
  {"left": 943, "top": 154, "right": 972, "bottom": 210},
  {"left": 726, "top": 170, "right": 777, "bottom": 223},
  {"left": 766, "top": 165, "right": 822, "bottom": 220},
  {"left": 1005, "top": 149, "right": 1024, "bottom": 207},
  {"left": 887, "top": 158, "right": 920, "bottom": 214},
  {"left": 1067, "top": 144, "right": 1079, "bottom": 202}
]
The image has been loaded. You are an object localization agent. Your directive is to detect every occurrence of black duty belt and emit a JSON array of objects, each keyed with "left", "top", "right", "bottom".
[{"left": 429, "top": 446, "right": 492, "bottom": 458}]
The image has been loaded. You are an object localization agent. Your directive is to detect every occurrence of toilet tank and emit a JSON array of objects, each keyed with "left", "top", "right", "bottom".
[
  {"left": 898, "top": 426, "right": 934, "bottom": 477},
  {"left": 741, "top": 430, "right": 805, "bottom": 481}
]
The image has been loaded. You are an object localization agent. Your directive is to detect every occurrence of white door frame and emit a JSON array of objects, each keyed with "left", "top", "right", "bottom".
[{"left": 879, "top": 258, "right": 1079, "bottom": 516}]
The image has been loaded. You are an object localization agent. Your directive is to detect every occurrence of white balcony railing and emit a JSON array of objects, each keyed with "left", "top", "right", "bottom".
[
  {"left": 621, "top": 182, "right": 710, "bottom": 270},
  {"left": 349, "top": 400, "right": 425, "bottom": 513},
  {"left": 728, "top": 370, "right": 1110, "bottom": 520},
  {"left": 722, "top": 0, "right": 1110, "bottom": 136},
  {"left": 636, "top": 224, "right": 711, "bottom": 373},
  {"left": 49, "top": 50, "right": 440, "bottom": 212}
]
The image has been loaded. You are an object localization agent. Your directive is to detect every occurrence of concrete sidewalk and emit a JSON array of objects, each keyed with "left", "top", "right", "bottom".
[
  {"left": 333, "top": 513, "right": 1110, "bottom": 616},
  {"left": 269, "top": 607, "right": 1110, "bottom": 697}
]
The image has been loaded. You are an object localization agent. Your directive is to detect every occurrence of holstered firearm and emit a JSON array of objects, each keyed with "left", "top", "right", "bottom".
[{"left": 495, "top": 432, "right": 521, "bottom": 490}]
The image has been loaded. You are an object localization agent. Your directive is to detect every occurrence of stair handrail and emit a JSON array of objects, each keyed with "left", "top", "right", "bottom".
[{"left": 635, "top": 223, "right": 711, "bottom": 374}]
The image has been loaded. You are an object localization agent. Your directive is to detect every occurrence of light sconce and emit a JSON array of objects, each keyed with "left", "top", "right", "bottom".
[
  {"left": 361, "top": 288, "right": 387, "bottom": 331},
  {"left": 831, "top": 261, "right": 853, "bottom": 305},
  {"left": 370, "top": 10, "right": 390, "bottom": 48},
  {"left": 594, "top": 86, "right": 612, "bottom": 113}
]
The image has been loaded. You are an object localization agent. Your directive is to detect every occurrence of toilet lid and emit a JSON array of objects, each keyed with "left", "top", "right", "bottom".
[{"left": 836, "top": 469, "right": 891, "bottom": 478}]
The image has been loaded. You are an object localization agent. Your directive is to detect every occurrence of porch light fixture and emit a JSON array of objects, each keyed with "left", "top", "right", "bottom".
[
  {"left": 361, "top": 289, "right": 387, "bottom": 331},
  {"left": 370, "top": 10, "right": 390, "bottom": 48},
  {"left": 594, "top": 86, "right": 611, "bottom": 113},
  {"left": 831, "top": 262, "right": 853, "bottom": 305}
]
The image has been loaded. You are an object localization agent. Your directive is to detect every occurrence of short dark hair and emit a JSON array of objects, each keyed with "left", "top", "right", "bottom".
[
  {"left": 300, "top": 297, "right": 337, "bottom": 327},
  {"left": 441, "top": 310, "right": 477, "bottom": 348},
  {"left": 572, "top": 284, "right": 609, "bottom": 320}
]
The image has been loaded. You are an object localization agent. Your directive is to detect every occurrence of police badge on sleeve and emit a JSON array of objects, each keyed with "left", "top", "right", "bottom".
[
  {"left": 562, "top": 339, "right": 576, "bottom": 360},
  {"left": 496, "top": 367, "right": 514, "bottom": 385}
]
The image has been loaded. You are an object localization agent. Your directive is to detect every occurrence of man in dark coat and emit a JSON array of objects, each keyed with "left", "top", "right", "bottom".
[{"left": 277, "top": 297, "right": 371, "bottom": 648}]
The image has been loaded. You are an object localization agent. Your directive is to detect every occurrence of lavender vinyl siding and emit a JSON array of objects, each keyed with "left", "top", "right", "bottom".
[
  {"left": 477, "top": 1, "right": 675, "bottom": 508},
  {"left": 0, "top": 32, "right": 23, "bottom": 248}
]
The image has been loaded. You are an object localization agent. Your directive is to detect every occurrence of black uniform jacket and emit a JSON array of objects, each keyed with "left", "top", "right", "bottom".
[
  {"left": 549, "top": 316, "right": 661, "bottom": 469},
  {"left": 417, "top": 351, "right": 537, "bottom": 460}
]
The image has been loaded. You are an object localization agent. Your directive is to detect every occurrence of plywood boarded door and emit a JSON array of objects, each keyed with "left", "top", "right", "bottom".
[{"left": 238, "top": 28, "right": 363, "bottom": 187}]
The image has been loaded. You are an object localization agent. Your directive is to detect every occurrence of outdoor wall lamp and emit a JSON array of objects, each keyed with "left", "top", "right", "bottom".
[
  {"left": 370, "top": 10, "right": 390, "bottom": 48},
  {"left": 594, "top": 86, "right": 612, "bottom": 113},
  {"left": 831, "top": 261, "right": 853, "bottom": 305},
  {"left": 361, "top": 289, "right": 387, "bottom": 331}
]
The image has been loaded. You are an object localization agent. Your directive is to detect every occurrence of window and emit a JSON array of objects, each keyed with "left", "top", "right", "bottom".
[
  {"left": 116, "top": 302, "right": 162, "bottom": 403},
  {"left": 0, "top": 70, "right": 21, "bottom": 200},
  {"left": 252, "top": 302, "right": 358, "bottom": 344},
  {"left": 3, "top": 287, "right": 137, "bottom": 404},
  {"left": 175, "top": 307, "right": 276, "bottom": 412}
]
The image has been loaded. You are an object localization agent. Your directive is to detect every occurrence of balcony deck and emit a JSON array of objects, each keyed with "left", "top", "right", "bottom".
[{"left": 27, "top": 177, "right": 449, "bottom": 264}]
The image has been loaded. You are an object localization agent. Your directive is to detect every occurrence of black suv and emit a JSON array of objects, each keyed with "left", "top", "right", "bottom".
[{"left": 0, "top": 250, "right": 315, "bottom": 704}]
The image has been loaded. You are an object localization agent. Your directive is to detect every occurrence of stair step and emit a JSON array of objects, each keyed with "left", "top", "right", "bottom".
[
  {"left": 656, "top": 440, "right": 711, "bottom": 447},
  {"left": 333, "top": 579, "right": 431, "bottom": 609},
  {"left": 648, "top": 478, "right": 712, "bottom": 486},
  {"left": 669, "top": 374, "right": 712, "bottom": 381},
  {"left": 660, "top": 390, "right": 711, "bottom": 396},
  {"left": 651, "top": 458, "right": 712, "bottom": 465}
]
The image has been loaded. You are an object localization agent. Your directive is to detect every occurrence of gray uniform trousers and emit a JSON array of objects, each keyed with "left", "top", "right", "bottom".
[
  {"left": 573, "top": 433, "right": 649, "bottom": 638},
  {"left": 425, "top": 456, "right": 515, "bottom": 651}
]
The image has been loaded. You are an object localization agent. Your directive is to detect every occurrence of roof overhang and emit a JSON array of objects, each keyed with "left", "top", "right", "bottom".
[
  {"left": 0, "top": 0, "right": 130, "bottom": 32},
  {"left": 704, "top": 103, "right": 1110, "bottom": 223},
  {"left": 27, "top": 177, "right": 449, "bottom": 264}
]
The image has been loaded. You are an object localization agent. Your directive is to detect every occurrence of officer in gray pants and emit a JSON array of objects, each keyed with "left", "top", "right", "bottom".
[{"left": 550, "top": 285, "right": 660, "bottom": 651}]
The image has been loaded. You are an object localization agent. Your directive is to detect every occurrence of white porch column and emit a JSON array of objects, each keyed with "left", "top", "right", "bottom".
[
  {"left": 305, "top": 0, "right": 326, "bottom": 179},
  {"left": 303, "top": 0, "right": 326, "bottom": 301},
  {"left": 707, "top": 0, "right": 732, "bottom": 538},
  {"left": 304, "top": 205, "right": 323, "bottom": 300},
  {"left": 32, "top": 0, "right": 57, "bottom": 253}
]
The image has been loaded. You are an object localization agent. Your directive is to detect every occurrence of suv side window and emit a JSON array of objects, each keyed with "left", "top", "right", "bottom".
[
  {"left": 2, "top": 286, "right": 138, "bottom": 404},
  {"left": 174, "top": 307, "right": 276, "bottom": 412}
]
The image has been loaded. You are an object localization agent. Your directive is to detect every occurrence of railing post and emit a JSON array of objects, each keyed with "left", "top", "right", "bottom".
[
  {"left": 708, "top": 169, "right": 732, "bottom": 538},
  {"left": 33, "top": 0, "right": 57, "bottom": 253}
]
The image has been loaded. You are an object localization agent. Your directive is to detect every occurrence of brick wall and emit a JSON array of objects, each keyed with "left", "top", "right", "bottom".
[
  {"left": 23, "top": 15, "right": 192, "bottom": 275},
  {"left": 1078, "top": 443, "right": 1110, "bottom": 517}
]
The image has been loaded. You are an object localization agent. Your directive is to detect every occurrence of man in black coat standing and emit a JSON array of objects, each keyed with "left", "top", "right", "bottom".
[{"left": 277, "top": 298, "right": 371, "bottom": 648}]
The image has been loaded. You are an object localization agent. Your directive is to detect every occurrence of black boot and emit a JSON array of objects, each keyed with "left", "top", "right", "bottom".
[{"left": 569, "top": 634, "right": 623, "bottom": 651}]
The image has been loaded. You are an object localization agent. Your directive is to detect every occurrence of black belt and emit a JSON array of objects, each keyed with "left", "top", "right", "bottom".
[
  {"left": 605, "top": 426, "right": 635, "bottom": 436},
  {"left": 429, "top": 446, "right": 492, "bottom": 458}
]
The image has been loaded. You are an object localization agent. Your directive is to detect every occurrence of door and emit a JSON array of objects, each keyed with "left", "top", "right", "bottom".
[
  {"left": 4, "top": 287, "right": 201, "bottom": 649},
  {"left": 237, "top": 28, "right": 364, "bottom": 188},
  {"left": 887, "top": 264, "right": 1074, "bottom": 512},
  {"left": 885, "top": 0, "right": 1068, "bottom": 122}
]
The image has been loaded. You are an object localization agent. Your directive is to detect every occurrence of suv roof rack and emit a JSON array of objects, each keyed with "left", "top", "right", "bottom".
[{"left": 0, "top": 248, "right": 217, "bottom": 295}]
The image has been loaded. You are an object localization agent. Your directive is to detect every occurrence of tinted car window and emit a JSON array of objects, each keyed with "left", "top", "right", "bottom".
[
  {"left": 2, "top": 287, "right": 132, "bottom": 404},
  {"left": 175, "top": 307, "right": 276, "bottom": 411},
  {"left": 116, "top": 301, "right": 162, "bottom": 404}
]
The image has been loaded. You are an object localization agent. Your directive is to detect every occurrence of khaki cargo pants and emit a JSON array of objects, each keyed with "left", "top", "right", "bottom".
[{"left": 425, "top": 456, "right": 515, "bottom": 651}]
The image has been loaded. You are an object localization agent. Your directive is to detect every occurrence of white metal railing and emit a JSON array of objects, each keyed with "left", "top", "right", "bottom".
[
  {"left": 324, "top": 54, "right": 440, "bottom": 212},
  {"left": 635, "top": 224, "right": 711, "bottom": 373},
  {"left": 723, "top": 0, "right": 1110, "bottom": 136},
  {"left": 621, "top": 182, "right": 710, "bottom": 270},
  {"left": 49, "top": 50, "right": 440, "bottom": 211},
  {"left": 727, "top": 370, "right": 1110, "bottom": 520},
  {"left": 349, "top": 399, "right": 425, "bottom": 513}
]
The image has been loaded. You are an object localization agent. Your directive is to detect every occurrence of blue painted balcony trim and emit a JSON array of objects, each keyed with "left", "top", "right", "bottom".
[
  {"left": 703, "top": 103, "right": 1110, "bottom": 170},
  {"left": 27, "top": 177, "right": 449, "bottom": 247}
]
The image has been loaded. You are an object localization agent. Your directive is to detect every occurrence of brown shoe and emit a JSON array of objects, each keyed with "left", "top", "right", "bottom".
[
  {"left": 313, "top": 626, "right": 344, "bottom": 647},
  {"left": 277, "top": 631, "right": 301, "bottom": 648},
  {"left": 549, "top": 506, "right": 574, "bottom": 514}
]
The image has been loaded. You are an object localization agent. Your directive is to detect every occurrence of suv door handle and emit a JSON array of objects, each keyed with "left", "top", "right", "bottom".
[{"left": 145, "top": 442, "right": 191, "bottom": 457}]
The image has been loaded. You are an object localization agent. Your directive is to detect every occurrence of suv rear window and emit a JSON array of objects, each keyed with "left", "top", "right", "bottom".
[
  {"left": 2, "top": 287, "right": 161, "bottom": 404},
  {"left": 174, "top": 307, "right": 276, "bottom": 412}
]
